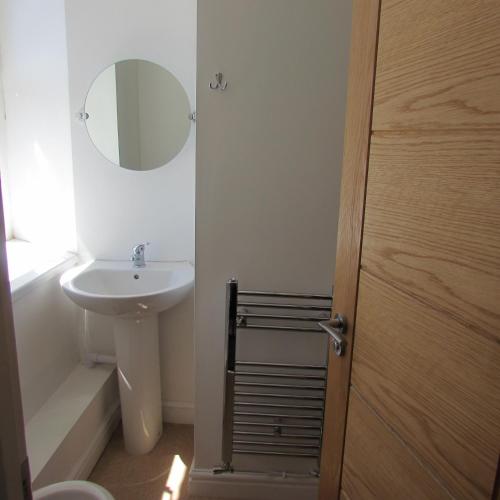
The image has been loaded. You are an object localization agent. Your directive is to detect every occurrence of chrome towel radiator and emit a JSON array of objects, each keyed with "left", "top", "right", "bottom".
[{"left": 215, "top": 278, "right": 345, "bottom": 476}]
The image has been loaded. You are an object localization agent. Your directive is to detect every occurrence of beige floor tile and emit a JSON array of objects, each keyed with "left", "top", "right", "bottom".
[
  {"left": 90, "top": 423, "right": 243, "bottom": 500},
  {"left": 90, "top": 423, "right": 195, "bottom": 500}
]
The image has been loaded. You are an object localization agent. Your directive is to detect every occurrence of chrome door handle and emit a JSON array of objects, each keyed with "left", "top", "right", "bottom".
[{"left": 318, "top": 314, "right": 347, "bottom": 357}]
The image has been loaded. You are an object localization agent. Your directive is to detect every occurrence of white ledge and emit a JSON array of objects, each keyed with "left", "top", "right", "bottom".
[{"left": 26, "top": 364, "right": 119, "bottom": 488}]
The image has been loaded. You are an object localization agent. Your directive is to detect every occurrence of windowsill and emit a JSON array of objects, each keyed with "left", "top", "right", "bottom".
[{"left": 6, "top": 239, "right": 79, "bottom": 302}]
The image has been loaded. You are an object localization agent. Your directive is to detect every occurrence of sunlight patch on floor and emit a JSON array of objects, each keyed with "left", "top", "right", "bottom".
[{"left": 162, "top": 454, "right": 187, "bottom": 500}]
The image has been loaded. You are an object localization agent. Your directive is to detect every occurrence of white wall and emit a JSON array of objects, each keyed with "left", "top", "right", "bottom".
[
  {"left": 194, "top": 0, "right": 352, "bottom": 470},
  {"left": 0, "top": 54, "right": 11, "bottom": 239},
  {"left": 65, "top": 0, "right": 196, "bottom": 262},
  {"left": 0, "top": 0, "right": 76, "bottom": 253},
  {"left": 65, "top": 0, "right": 197, "bottom": 420},
  {"left": 12, "top": 268, "right": 81, "bottom": 423}
]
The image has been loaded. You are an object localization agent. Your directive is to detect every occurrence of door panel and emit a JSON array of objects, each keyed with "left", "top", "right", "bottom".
[
  {"left": 373, "top": 0, "right": 500, "bottom": 130},
  {"left": 362, "top": 130, "right": 500, "bottom": 339},
  {"left": 353, "top": 270, "right": 500, "bottom": 499},
  {"left": 343, "top": 0, "right": 500, "bottom": 498},
  {"left": 320, "top": 0, "right": 500, "bottom": 498},
  {"left": 342, "top": 390, "right": 449, "bottom": 500}
]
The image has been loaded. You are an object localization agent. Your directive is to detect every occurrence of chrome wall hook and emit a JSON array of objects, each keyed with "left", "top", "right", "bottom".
[{"left": 209, "top": 72, "right": 228, "bottom": 91}]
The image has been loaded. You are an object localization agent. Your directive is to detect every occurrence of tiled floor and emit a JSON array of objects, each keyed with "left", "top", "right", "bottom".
[{"left": 89, "top": 423, "right": 235, "bottom": 500}]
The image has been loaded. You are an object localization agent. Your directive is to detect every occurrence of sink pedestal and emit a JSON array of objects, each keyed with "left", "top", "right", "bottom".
[
  {"left": 60, "top": 260, "right": 194, "bottom": 455},
  {"left": 113, "top": 315, "right": 163, "bottom": 455}
]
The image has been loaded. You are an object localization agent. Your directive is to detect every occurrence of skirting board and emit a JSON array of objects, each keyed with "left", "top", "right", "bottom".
[
  {"left": 162, "top": 401, "right": 194, "bottom": 424},
  {"left": 68, "top": 400, "right": 121, "bottom": 481},
  {"left": 189, "top": 466, "right": 319, "bottom": 500}
]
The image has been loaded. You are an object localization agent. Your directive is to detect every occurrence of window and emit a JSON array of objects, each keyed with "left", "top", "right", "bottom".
[{"left": 0, "top": 28, "right": 77, "bottom": 292}]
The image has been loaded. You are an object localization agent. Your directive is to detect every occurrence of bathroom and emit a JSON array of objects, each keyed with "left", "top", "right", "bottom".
[{"left": 1, "top": 1, "right": 499, "bottom": 500}]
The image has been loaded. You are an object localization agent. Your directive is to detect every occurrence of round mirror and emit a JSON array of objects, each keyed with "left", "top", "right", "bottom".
[{"left": 84, "top": 59, "right": 191, "bottom": 171}]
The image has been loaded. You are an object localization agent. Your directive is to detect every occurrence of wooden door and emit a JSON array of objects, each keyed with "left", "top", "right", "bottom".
[
  {"left": 0, "top": 178, "right": 31, "bottom": 498},
  {"left": 320, "top": 1, "right": 500, "bottom": 499}
]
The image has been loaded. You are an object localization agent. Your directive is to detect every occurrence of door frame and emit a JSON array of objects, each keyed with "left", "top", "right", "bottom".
[
  {"left": 0, "top": 177, "right": 31, "bottom": 499},
  {"left": 319, "top": 1, "right": 381, "bottom": 498}
]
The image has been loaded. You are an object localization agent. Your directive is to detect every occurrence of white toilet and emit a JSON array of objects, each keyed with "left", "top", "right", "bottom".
[{"left": 33, "top": 481, "right": 114, "bottom": 500}]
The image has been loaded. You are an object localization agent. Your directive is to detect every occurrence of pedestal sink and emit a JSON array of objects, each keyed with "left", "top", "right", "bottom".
[{"left": 60, "top": 260, "right": 194, "bottom": 455}]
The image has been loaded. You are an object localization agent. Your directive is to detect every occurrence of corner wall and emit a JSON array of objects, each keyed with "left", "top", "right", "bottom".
[{"left": 194, "top": 0, "right": 352, "bottom": 473}]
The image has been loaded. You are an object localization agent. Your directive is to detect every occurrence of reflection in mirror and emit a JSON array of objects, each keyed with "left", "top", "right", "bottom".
[{"left": 85, "top": 59, "right": 191, "bottom": 171}]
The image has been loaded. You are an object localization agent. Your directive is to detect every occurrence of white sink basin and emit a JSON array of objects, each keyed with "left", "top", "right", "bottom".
[
  {"left": 60, "top": 259, "right": 194, "bottom": 455},
  {"left": 60, "top": 260, "right": 194, "bottom": 317}
]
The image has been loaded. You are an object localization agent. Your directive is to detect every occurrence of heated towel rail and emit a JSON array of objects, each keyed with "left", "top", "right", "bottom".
[{"left": 215, "top": 278, "right": 342, "bottom": 476}]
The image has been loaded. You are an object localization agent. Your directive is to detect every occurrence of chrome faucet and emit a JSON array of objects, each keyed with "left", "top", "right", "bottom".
[{"left": 131, "top": 243, "right": 147, "bottom": 268}]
